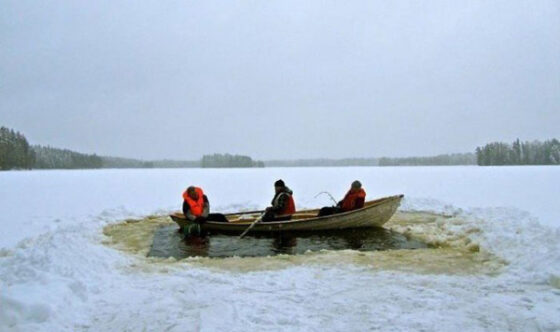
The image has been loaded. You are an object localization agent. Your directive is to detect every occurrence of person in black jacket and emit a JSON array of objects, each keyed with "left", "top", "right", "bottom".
[{"left": 262, "top": 179, "right": 296, "bottom": 222}]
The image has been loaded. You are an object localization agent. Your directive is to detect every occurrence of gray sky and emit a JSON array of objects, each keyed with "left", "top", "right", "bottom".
[{"left": 1, "top": 0, "right": 559, "bottom": 160}]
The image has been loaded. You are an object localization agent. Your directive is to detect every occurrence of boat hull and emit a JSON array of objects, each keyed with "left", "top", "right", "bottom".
[{"left": 170, "top": 194, "right": 403, "bottom": 234}]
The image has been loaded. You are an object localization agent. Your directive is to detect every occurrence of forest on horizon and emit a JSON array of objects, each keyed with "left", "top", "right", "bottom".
[{"left": 1, "top": 126, "right": 558, "bottom": 170}]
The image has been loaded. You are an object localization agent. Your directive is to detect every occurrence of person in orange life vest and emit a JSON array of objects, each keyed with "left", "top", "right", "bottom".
[
  {"left": 262, "top": 179, "right": 296, "bottom": 222},
  {"left": 182, "top": 186, "right": 209, "bottom": 223},
  {"left": 339, "top": 180, "right": 366, "bottom": 211},
  {"left": 181, "top": 186, "right": 228, "bottom": 229},
  {"left": 317, "top": 180, "right": 366, "bottom": 217}
]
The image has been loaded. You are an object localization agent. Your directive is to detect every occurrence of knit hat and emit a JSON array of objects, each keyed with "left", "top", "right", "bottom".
[
  {"left": 274, "top": 179, "right": 285, "bottom": 187},
  {"left": 351, "top": 180, "right": 362, "bottom": 189}
]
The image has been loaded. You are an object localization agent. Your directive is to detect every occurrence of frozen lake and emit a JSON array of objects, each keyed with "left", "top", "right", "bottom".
[{"left": 1, "top": 166, "right": 559, "bottom": 331}]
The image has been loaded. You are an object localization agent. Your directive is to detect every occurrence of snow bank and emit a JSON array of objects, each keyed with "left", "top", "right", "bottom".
[{"left": 1, "top": 167, "right": 559, "bottom": 331}]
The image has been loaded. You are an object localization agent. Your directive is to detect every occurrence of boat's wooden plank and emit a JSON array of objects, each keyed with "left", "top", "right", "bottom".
[{"left": 170, "top": 195, "right": 404, "bottom": 233}]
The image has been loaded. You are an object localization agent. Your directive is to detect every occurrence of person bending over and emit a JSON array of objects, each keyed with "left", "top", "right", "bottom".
[
  {"left": 318, "top": 180, "right": 366, "bottom": 217},
  {"left": 181, "top": 186, "right": 228, "bottom": 231},
  {"left": 262, "top": 179, "right": 296, "bottom": 222}
]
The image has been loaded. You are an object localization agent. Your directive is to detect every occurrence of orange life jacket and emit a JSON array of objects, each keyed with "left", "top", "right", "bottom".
[
  {"left": 341, "top": 188, "right": 366, "bottom": 212},
  {"left": 274, "top": 192, "right": 296, "bottom": 216},
  {"left": 182, "top": 187, "right": 205, "bottom": 217}
]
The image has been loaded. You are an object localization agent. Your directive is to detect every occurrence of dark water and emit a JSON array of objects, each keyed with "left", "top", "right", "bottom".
[{"left": 148, "top": 225, "right": 427, "bottom": 258}]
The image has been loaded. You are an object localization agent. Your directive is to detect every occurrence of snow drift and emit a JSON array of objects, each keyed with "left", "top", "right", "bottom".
[{"left": 1, "top": 167, "right": 559, "bottom": 331}]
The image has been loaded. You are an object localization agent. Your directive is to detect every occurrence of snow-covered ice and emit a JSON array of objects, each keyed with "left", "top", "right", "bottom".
[{"left": 1, "top": 166, "right": 559, "bottom": 331}]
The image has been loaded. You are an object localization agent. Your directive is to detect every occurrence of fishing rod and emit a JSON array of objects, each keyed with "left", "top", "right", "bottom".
[{"left": 314, "top": 191, "right": 338, "bottom": 206}]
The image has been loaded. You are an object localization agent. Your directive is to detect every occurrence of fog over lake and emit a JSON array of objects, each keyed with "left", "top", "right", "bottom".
[{"left": 1, "top": 1, "right": 559, "bottom": 160}]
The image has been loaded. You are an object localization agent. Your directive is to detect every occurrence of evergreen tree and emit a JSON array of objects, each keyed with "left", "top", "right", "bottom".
[
  {"left": 378, "top": 153, "right": 476, "bottom": 166},
  {"left": 476, "top": 139, "right": 560, "bottom": 166},
  {"left": 32, "top": 145, "right": 103, "bottom": 169},
  {"left": 0, "top": 126, "right": 35, "bottom": 170},
  {"left": 201, "top": 153, "right": 264, "bottom": 168}
]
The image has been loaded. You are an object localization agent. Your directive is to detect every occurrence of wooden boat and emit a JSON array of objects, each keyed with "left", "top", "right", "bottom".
[{"left": 169, "top": 194, "right": 404, "bottom": 234}]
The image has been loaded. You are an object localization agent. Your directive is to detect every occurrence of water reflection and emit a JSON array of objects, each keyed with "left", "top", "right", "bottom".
[{"left": 148, "top": 226, "right": 427, "bottom": 259}]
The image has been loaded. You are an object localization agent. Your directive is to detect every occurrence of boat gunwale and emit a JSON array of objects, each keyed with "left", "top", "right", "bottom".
[{"left": 170, "top": 194, "right": 404, "bottom": 226}]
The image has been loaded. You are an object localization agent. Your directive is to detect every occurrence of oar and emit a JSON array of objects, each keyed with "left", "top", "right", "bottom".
[{"left": 239, "top": 212, "right": 265, "bottom": 239}]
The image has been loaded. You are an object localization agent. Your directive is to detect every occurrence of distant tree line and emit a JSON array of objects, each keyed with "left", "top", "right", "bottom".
[
  {"left": 378, "top": 153, "right": 476, "bottom": 166},
  {"left": 151, "top": 159, "right": 200, "bottom": 168},
  {"left": 476, "top": 139, "right": 560, "bottom": 166},
  {"left": 6, "top": 126, "right": 558, "bottom": 170},
  {"left": 1, "top": 126, "right": 104, "bottom": 170},
  {"left": 2, "top": 127, "right": 265, "bottom": 170},
  {"left": 33, "top": 145, "right": 103, "bottom": 169},
  {"left": 100, "top": 156, "right": 156, "bottom": 168},
  {"left": 201, "top": 153, "right": 264, "bottom": 168},
  {"left": 100, "top": 157, "right": 200, "bottom": 168},
  {"left": 0, "top": 126, "right": 35, "bottom": 170},
  {"left": 265, "top": 158, "right": 379, "bottom": 167},
  {"left": 265, "top": 155, "right": 478, "bottom": 167}
]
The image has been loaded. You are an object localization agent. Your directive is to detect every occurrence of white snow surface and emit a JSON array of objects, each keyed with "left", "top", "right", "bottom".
[{"left": 0, "top": 166, "right": 559, "bottom": 331}]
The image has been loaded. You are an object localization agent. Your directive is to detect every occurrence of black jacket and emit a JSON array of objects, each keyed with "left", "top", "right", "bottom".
[{"left": 270, "top": 187, "right": 293, "bottom": 213}]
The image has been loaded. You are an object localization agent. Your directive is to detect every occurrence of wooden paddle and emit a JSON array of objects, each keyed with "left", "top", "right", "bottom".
[{"left": 239, "top": 212, "right": 266, "bottom": 239}]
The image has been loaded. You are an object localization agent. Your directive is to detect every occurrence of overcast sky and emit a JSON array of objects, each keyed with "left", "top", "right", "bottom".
[{"left": 1, "top": 1, "right": 559, "bottom": 160}]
